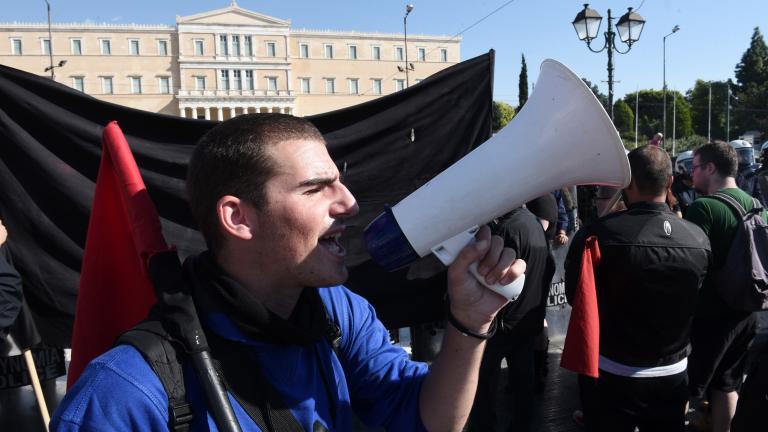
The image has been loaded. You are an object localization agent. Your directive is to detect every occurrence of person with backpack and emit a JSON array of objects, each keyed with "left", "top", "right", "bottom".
[
  {"left": 51, "top": 114, "right": 525, "bottom": 432},
  {"left": 685, "top": 141, "right": 768, "bottom": 432}
]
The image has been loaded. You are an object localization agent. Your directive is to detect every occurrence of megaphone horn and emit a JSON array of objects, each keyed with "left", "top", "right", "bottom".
[{"left": 364, "top": 59, "right": 630, "bottom": 300}]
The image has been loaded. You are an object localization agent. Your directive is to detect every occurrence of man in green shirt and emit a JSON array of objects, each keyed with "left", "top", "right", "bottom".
[{"left": 685, "top": 142, "right": 765, "bottom": 432}]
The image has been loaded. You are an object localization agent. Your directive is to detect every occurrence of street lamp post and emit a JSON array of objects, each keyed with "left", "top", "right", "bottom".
[
  {"left": 403, "top": 4, "right": 414, "bottom": 87},
  {"left": 44, "top": 0, "right": 55, "bottom": 80},
  {"left": 662, "top": 25, "right": 680, "bottom": 149},
  {"left": 572, "top": 4, "right": 645, "bottom": 120}
]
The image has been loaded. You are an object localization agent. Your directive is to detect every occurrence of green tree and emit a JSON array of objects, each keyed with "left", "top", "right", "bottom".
[
  {"left": 492, "top": 101, "right": 516, "bottom": 132},
  {"left": 518, "top": 54, "right": 529, "bottom": 109},
  {"left": 623, "top": 90, "right": 664, "bottom": 140},
  {"left": 686, "top": 80, "right": 728, "bottom": 140},
  {"left": 613, "top": 99, "right": 634, "bottom": 136},
  {"left": 735, "top": 27, "right": 768, "bottom": 89},
  {"left": 734, "top": 28, "right": 768, "bottom": 133},
  {"left": 669, "top": 91, "right": 693, "bottom": 139},
  {"left": 582, "top": 78, "right": 608, "bottom": 110}
]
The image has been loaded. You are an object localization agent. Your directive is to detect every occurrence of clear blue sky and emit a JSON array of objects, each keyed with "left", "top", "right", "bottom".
[{"left": 5, "top": 0, "right": 767, "bottom": 106}]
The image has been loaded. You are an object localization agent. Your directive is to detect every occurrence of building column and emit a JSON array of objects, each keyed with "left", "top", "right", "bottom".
[
  {"left": 217, "top": 107, "right": 223, "bottom": 121},
  {"left": 179, "top": 107, "right": 186, "bottom": 118},
  {"left": 204, "top": 107, "right": 211, "bottom": 120},
  {"left": 229, "top": 107, "right": 236, "bottom": 118},
  {"left": 215, "top": 33, "right": 221, "bottom": 56}
]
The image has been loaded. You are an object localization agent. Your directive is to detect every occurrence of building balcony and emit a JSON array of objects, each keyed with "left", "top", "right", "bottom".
[{"left": 177, "top": 89, "right": 293, "bottom": 98}]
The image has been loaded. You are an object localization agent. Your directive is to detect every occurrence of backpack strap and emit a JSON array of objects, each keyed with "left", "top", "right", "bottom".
[
  {"left": 710, "top": 192, "right": 748, "bottom": 218},
  {"left": 116, "top": 322, "right": 194, "bottom": 432}
]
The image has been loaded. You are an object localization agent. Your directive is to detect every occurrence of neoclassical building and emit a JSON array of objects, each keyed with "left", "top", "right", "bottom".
[{"left": 0, "top": 3, "right": 460, "bottom": 117}]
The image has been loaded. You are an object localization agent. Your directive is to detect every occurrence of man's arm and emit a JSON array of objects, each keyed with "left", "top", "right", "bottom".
[
  {"left": 0, "top": 220, "right": 22, "bottom": 330},
  {"left": 563, "top": 229, "right": 587, "bottom": 304},
  {"left": 419, "top": 226, "right": 525, "bottom": 431}
]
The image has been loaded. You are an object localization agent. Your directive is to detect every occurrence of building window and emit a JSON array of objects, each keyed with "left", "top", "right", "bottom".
[
  {"left": 158, "top": 40, "right": 169, "bottom": 56},
  {"left": 418, "top": 47, "right": 426, "bottom": 62},
  {"left": 42, "top": 39, "right": 51, "bottom": 55},
  {"left": 232, "top": 70, "right": 242, "bottom": 90},
  {"left": 232, "top": 35, "right": 240, "bottom": 56},
  {"left": 348, "top": 45, "right": 357, "bottom": 60},
  {"left": 299, "top": 43, "right": 309, "bottom": 58},
  {"left": 348, "top": 78, "right": 359, "bottom": 95},
  {"left": 194, "top": 39, "right": 204, "bottom": 56},
  {"left": 158, "top": 76, "right": 171, "bottom": 94},
  {"left": 195, "top": 76, "right": 206, "bottom": 91},
  {"left": 101, "top": 76, "right": 113, "bottom": 94},
  {"left": 371, "top": 46, "right": 381, "bottom": 60},
  {"left": 244, "top": 36, "right": 253, "bottom": 56},
  {"left": 129, "top": 39, "right": 140, "bottom": 55},
  {"left": 72, "top": 76, "right": 84, "bottom": 92},
  {"left": 266, "top": 77, "right": 278, "bottom": 92},
  {"left": 324, "top": 78, "right": 335, "bottom": 94},
  {"left": 395, "top": 79, "right": 405, "bottom": 91},
  {"left": 266, "top": 42, "right": 276, "bottom": 57},
  {"left": 245, "top": 70, "right": 254, "bottom": 90},
  {"left": 300, "top": 78, "right": 310, "bottom": 94},
  {"left": 372, "top": 79, "right": 382, "bottom": 95},
  {"left": 100, "top": 39, "right": 111, "bottom": 55},
  {"left": 441, "top": 48, "right": 448, "bottom": 62},
  {"left": 219, "top": 35, "right": 228, "bottom": 56},
  {"left": 220, "top": 69, "right": 230, "bottom": 90},
  {"left": 395, "top": 46, "right": 404, "bottom": 61},
  {"left": 10, "top": 38, "right": 22, "bottom": 55},
  {"left": 130, "top": 76, "right": 142, "bottom": 94},
  {"left": 71, "top": 39, "right": 82, "bottom": 55},
  {"left": 324, "top": 44, "right": 333, "bottom": 59}
]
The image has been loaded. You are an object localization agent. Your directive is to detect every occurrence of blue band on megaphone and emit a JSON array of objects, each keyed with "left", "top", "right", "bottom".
[{"left": 364, "top": 206, "right": 420, "bottom": 272}]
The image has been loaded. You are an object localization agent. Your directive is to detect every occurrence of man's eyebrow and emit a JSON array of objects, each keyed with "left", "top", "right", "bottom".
[{"left": 297, "top": 176, "right": 338, "bottom": 188}]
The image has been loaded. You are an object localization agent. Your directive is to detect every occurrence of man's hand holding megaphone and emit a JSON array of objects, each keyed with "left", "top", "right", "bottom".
[{"left": 446, "top": 225, "right": 526, "bottom": 335}]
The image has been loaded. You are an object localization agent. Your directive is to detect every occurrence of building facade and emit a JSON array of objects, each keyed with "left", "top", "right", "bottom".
[{"left": 0, "top": 4, "right": 460, "bottom": 117}]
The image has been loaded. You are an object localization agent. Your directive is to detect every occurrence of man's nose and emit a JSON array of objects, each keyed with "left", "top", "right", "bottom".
[{"left": 332, "top": 183, "right": 359, "bottom": 218}]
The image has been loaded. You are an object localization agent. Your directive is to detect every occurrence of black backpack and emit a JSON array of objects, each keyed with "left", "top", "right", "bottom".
[{"left": 710, "top": 192, "right": 768, "bottom": 311}]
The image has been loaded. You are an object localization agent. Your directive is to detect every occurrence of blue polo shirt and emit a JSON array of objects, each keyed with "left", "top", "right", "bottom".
[{"left": 52, "top": 286, "right": 428, "bottom": 431}]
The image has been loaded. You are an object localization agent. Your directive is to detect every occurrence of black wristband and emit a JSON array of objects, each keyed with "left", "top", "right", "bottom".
[{"left": 446, "top": 307, "right": 497, "bottom": 340}]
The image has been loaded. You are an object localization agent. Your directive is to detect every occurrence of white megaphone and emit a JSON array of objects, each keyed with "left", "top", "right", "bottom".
[{"left": 364, "top": 59, "right": 630, "bottom": 300}]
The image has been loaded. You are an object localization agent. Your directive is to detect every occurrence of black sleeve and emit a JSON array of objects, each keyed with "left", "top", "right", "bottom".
[
  {"left": 0, "top": 249, "right": 23, "bottom": 330},
  {"left": 564, "top": 228, "right": 588, "bottom": 305}
]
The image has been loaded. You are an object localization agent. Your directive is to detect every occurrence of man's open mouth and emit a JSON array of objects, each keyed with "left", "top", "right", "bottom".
[{"left": 319, "top": 232, "right": 345, "bottom": 256}]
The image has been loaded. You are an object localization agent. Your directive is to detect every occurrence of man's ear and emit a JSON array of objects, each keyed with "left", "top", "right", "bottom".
[
  {"left": 216, "top": 195, "right": 256, "bottom": 241},
  {"left": 667, "top": 175, "right": 674, "bottom": 190}
]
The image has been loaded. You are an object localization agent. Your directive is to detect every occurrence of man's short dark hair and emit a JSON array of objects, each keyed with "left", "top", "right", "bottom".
[
  {"left": 627, "top": 145, "right": 673, "bottom": 196},
  {"left": 693, "top": 141, "right": 738, "bottom": 178},
  {"left": 187, "top": 113, "right": 325, "bottom": 250}
]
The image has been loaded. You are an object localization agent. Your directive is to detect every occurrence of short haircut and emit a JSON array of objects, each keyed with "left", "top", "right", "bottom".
[
  {"left": 187, "top": 113, "right": 325, "bottom": 250},
  {"left": 694, "top": 141, "right": 738, "bottom": 178},
  {"left": 627, "top": 145, "right": 673, "bottom": 196}
]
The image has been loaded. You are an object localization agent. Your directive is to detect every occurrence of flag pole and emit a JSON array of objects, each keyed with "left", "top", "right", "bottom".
[{"left": 23, "top": 349, "right": 50, "bottom": 430}]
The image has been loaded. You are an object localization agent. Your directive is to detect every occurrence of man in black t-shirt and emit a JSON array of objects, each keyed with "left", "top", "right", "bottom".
[{"left": 468, "top": 207, "right": 555, "bottom": 432}]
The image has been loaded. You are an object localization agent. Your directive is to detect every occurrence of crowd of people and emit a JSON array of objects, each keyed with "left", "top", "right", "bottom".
[{"left": 0, "top": 112, "right": 766, "bottom": 432}]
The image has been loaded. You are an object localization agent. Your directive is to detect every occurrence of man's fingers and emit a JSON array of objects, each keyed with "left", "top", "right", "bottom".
[
  {"left": 500, "top": 258, "right": 526, "bottom": 285},
  {"left": 450, "top": 226, "right": 491, "bottom": 274},
  {"left": 477, "top": 235, "right": 504, "bottom": 277},
  {"left": 481, "top": 241, "right": 516, "bottom": 285}
]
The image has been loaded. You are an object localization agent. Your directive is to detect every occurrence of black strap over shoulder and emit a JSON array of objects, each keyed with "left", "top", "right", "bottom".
[
  {"left": 711, "top": 192, "right": 749, "bottom": 217},
  {"left": 116, "top": 321, "right": 194, "bottom": 432},
  {"left": 116, "top": 306, "right": 343, "bottom": 432}
]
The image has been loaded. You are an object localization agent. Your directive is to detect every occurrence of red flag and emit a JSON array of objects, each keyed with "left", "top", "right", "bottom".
[
  {"left": 67, "top": 122, "right": 169, "bottom": 388},
  {"left": 561, "top": 235, "right": 601, "bottom": 378}
]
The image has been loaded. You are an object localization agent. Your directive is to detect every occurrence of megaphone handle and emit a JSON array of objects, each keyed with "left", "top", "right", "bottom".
[{"left": 432, "top": 227, "right": 525, "bottom": 301}]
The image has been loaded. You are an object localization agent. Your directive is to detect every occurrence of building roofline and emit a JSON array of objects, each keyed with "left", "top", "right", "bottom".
[
  {"left": 291, "top": 28, "right": 460, "bottom": 42},
  {"left": 0, "top": 22, "right": 175, "bottom": 31}
]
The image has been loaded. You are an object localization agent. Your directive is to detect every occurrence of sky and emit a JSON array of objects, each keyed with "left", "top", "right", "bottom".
[{"left": 4, "top": 0, "right": 767, "bottom": 106}]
